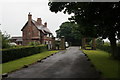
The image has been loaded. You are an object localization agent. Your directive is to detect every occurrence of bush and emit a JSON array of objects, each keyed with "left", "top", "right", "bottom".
[
  {"left": 118, "top": 41, "right": 120, "bottom": 46},
  {"left": 28, "top": 42, "right": 40, "bottom": 46},
  {"left": 89, "top": 38, "right": 104, "bottom": 47},
  {"left": 0, "top": 31, "right": 11, "bottom": 49},
  {"left": 1, "top": 45, "right": 47, "bottom": 63},
  {"left": 96, "top": 39, "right": 111, "bottom": 54},
  {"left": 97, "top": 45, "right": 111, "bottom": 54},
  {"left": 97, "top": 43, "right": 120, "bottom": 59}
]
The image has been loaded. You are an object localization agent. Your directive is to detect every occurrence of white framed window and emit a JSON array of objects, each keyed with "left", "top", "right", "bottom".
[
  {"left": 47, "top": 34, "right": 49, "bottom": 37},
  {"left": 38, "top": 31, "right": 40, "bottom": 36},
  {"left": 50, "top": 34, "right": 52, "bottom": 38},
  {"left": 46, "top": 41, "right": 48, "bottom": 44}
]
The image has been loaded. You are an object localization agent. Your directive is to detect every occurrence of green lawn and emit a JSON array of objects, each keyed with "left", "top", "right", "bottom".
[
  {"left": 83, "top": 49, "right": 120, "bottom": 78},
  {"left": 1, "top": 50, "right": 59, "bottom": 74}
]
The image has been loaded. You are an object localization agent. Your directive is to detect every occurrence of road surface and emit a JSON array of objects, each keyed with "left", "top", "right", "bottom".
[{"left": 7, "top": 47, "right": 100, "bottom": 79}]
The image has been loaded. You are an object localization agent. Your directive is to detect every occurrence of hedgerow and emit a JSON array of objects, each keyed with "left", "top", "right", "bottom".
[
  {"left": 1, "top": 45, "right": 47, "bottom": 63},
  {"left": 97, "top": 44, "right": 120, "bottom": 59}
]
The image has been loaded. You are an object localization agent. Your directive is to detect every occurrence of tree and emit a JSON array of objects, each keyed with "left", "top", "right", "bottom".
[
  {"left": 0, "top": 31, "right": 10, "bottom": 49},
  {"left": 56, "top": 22, "right": 82, "bottom": 46},
  {"left": 48, "top": 2, "right": 120, "bottom": 59}
]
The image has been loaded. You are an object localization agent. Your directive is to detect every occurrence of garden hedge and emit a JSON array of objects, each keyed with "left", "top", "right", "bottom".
[
  {"left": 1, "top": 45, "right": 47, "bottom": 63},
  {"left": 97, "top": 45, "right": 111, "bottom": 53},
  {"left": 97, "top": 45, "right": 120, "bottom": 59}
]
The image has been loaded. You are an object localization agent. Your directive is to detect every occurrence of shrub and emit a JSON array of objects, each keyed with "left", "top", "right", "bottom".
[
  {"left": 96, "top": 38, "right": 111, "bottom": 54},
  {"left": 0, "top": 31, "right": 11, "bottom": 49},
  {"left": 28, "top": 42, "right": 40, "bottom": 46},
  {"left": 97, "top": 43, "right": 120, "bottom": 59},
  {"left": 1, "top": 45, "right": 47, "bottom": 63},
  {"left": 89, "top": 38, "right": 104, "bottom": 47},
  {"left": 97, "top": 45, "right": 111, "bottom": 54},
  {"left": 118, "top": 41, "right": 120, "bottom": 46}
]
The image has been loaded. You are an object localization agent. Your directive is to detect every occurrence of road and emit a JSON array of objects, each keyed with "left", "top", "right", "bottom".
[{"left": 7, "top": 47, "right": 100, "bottom": 79}]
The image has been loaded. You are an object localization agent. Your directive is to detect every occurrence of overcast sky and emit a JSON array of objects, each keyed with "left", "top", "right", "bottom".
[{"left": 0, "top": 0, "right": 71, "bottom": 37}]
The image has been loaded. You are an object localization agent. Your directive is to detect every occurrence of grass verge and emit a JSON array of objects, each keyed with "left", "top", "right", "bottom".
[
  {"left": 1, "top": 50, "right": 59, "bottom": 74},
  {"left": 83, "top": 49, "right": 120, "bottom": 79}
]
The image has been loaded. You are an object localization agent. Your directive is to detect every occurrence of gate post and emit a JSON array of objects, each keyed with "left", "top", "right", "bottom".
[
  {"left": 52, "top": 37, "right": 55, "bottom": 50},
  {"left": 82, "top": 37, "right": 86, "bottom": 49},
  {"left": 92, "top": 38, "right": 96, "bottom": 50},
  {"left": 60, "top": 36, "right": 65, "bottom": 50}
]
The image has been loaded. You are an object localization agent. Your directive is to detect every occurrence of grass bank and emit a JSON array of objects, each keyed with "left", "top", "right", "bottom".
[
  {"left": 83, "top": 49, "right": 120, "bottom": 79},
  {"left": 2, "top": 50, "right": 59, "bottom": 74}
]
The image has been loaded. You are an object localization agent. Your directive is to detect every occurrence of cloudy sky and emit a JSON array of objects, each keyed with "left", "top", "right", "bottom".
[
  {"left": 0, "top": 0, "right": 71, "bottom": 37},
  {"left": 1, "top": 0, "right": 119, "bottom": 38}
]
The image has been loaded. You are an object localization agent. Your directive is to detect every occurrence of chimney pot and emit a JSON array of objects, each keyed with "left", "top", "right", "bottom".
[
  {"left": 28, "top": 13, "right": 32, "bottom": 21},
  {"left": 44, "top": 22, "right": 47, "bottom": 27},
  {"left": 37, "top": 18, "right": 42, "bottom": 25}
]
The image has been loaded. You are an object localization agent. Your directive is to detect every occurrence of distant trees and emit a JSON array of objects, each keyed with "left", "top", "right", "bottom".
[
  {"left": 49, "top": 2, "right": 120, "bottom": 59},
  {"left": 56, "top": 22, "right": 82, "bottom": 46}
]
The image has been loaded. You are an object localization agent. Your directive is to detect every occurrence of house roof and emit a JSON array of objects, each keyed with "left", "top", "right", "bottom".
[
  {"left": 11, "top": 37, "right": 23, "bottom": 41},
  {"left": 16, "top": 38, "right": 23, "bottom": 41},
  {"left": 21, "top": 20, "right": 52, "bottom": 34},
  {"left": 11, "top": 37, "right": 22, "bottom": 39},
  {"left": 32, "top": 20, "right": 51, "bottom": 34}
]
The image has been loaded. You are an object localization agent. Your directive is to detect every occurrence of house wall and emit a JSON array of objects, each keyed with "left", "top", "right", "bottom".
[
  {"left": 42, "top": 34, "right": 52, "bottom": 43},
  {"left": 22, "top": 13, "right": 53, "bottom": 47},
  {"left": 42, "top": 33, "right": 53, "bottom": 49},
  {"left": 22, "top": 23, "right": 40, "bottom": 45},
  {"left": 22, "top": 24, "right": 53, "bottom": 46}
]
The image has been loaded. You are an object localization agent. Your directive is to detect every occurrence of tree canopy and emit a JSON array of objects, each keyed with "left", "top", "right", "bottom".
[
  {"left": 48, "top": 2, "right": 120, "bottom": 59},
  {"left": 49, "top": 2, "right": 120, "bottom": 39}
]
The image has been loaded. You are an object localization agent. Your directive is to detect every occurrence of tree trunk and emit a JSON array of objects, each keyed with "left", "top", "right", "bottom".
[{"left": 109, "top": 36, "right": 118, "bottom": 59}]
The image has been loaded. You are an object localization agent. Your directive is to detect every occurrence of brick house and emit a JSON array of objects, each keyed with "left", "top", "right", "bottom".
[{"left": 21, "top": 13, "right": 53, "bottom": 47}]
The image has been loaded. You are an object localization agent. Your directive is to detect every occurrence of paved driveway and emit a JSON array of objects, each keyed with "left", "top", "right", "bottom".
[{"left": 7, "top": 47, "right": 100, "bottom": 79}]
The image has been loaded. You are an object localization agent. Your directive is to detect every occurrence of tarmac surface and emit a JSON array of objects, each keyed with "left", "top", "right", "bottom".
[{"left": 7, "top": 47, "right": 100, "bottom": 79}]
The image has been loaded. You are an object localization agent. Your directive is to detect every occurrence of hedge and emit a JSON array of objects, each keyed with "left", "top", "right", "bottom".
[
  {"left": 1, "top": 45, "right": 47, "bottom": 63},
  {"left": 97, "top": 45, "right": 120, "bottom": 59},
  {"left": 97, "top": 45, "right": 111, "bottom": 53}
]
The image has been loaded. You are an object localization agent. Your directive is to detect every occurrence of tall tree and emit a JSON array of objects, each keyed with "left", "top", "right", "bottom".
[
  {"left": 48, "top": 2, "right": 120, "bottom": 58},
  {"left": 56, "top": 22, "right": 82, "bottom": 46}
]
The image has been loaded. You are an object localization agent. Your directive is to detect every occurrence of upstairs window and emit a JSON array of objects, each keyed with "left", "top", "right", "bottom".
[{"left": 47, "top": 34, "right": 49, "bottom": 37}]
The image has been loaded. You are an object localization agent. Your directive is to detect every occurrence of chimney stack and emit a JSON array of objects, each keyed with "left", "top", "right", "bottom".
[
  {"left": 37, "top": 18, "right": 42, "bottom": 25},
  {"left": 28, "top": 12, "right": 32, "bottom": 21},
  {"left": 28, "top": 12, "right": 32, "bottom": 26},
  {"left": 44, "top": 22, "right": 47, "bottom": 27}
]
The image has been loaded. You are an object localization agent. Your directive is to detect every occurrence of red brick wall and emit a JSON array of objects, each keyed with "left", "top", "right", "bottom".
[{"left": 22, "top": 23, "right": 40, "bottom": 45}]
